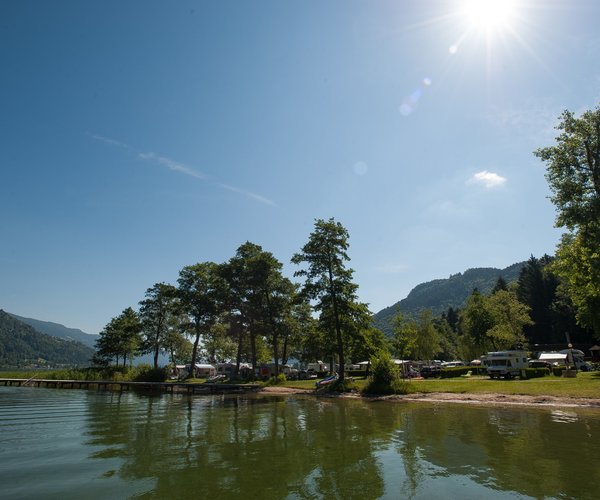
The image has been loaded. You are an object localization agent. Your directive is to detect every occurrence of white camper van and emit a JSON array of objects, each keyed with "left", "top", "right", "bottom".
[{"left": 484, "top": 350, "right": 528, "bottom": 379}]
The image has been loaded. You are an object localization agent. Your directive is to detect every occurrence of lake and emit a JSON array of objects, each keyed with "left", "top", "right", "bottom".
[{"left": 1, "top": 387, "right": 598, "bottom": 499}]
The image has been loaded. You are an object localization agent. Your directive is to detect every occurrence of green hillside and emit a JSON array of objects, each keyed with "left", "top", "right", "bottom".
[
  {"left": 9, "top": 313, "right": 98, "bottom": 348},
  {"left": 0, "top": 310, "right": 94, "bottom": 368},
  {"left": 373, "top": 262, "right": 525, "bottom": 336}
]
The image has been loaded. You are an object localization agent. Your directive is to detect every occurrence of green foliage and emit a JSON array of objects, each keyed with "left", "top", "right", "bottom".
[
  {"left": 94, "top": 307, "right": 142, "bottom": 367},
  {"left": 374, "top": 263, "right": 526, "bottom": 336},
  {"left": 325, "top": 378, "right": 359, "bottom": 393},
  {"left": 392, "top": 310, "right": 417, "bottom": 359},
  {"left": 264, "top": 373, "right": 287, "bottom": 386},
  {"left": 292, "top": 218, "right": 366, "bottom": 381},
  {"left": 362, "top": 351, "right": 415, "bottom": 395},
  {"left": 440, "top": 366, "right": 476, "bottom": 378},
  {"left": 139, "top": 282, "right": 178, "bottom": 369},
  {"left": 522, "top": 368, "right": 550, "bottom": 379},
  {"left": 129, "top": 364, "right": 168, "bottom": 382},
  {"left": 536, "top": 105, "right": 600, "bottom": 338},
  {"left": 0, "top": 310, "right": 94, "bottom": 368},
  {"left": 177, "top": 261, "right": 225, "bottom": 375},
  {"left": 552, "top": 366, "right": 567, "bottom": 377},
  {"left": 553, "top": 230, "right": 600, "bottom": 337}
]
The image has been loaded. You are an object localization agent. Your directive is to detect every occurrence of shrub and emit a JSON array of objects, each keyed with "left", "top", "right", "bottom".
[
  {"left": 264, "top": 374, "right": 287, "bottom": 386},
  {"left": 129, "top": 364, "right": 168, "bottom": 382},
  {"left": 346, "top": 370, "right": 367, "bottom": 377},
  {"left": 362, "top": 352, "right": 415, "bottom": 395},
  {"left": 553, "top": 366, "right": 567, "bottom": 377},
  {"left": 324, "top": 378, "right": 359, "bottom": 393},
  {"left": 440, "top": 366, "right": 472, "bottom": 378},
  {"left": 522, "top": 367, "right": 550, "bottom": 379}
]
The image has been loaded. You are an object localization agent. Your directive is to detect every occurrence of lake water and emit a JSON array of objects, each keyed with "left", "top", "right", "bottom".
[{"left": 0, "top": 387, "right": 598, "bottom": 499}]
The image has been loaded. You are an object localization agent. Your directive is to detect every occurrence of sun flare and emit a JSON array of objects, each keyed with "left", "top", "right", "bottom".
[{"left": 462, "top": 0, "right": 517, "bottom": 31}]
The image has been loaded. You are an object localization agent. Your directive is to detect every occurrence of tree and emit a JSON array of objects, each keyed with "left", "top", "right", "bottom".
[
  {"left": 391, "top": 310, "right": 417, "bottom": 360},
  {"left": 553, "top": 231, "right": 600, "bottom": 335},
  {"left": 221, "top": 242, "right": 295, "bottom": 377},
  {"left": 292, "top": 218, "right": 361, "bottom": 382},
  {"left": 535, "top": 106, "right": 600, "bottom": 231},
  {"left": 458, "top": 290, "right": 495, "bottom": 360},
  {"left": 177, "top": 262, "right": 225, "bottom": 377},
  {"left": 95, "top": 307, "right": 142, "bottom": 367},
  {"left": 535, "top": 105, "right": 600, "bottom": 337},
  {"left": 414, "top": 310, "right": 441, "bottom": 361},
  {"left": 492, "top": 276, "right": 508, "bottom": 294},
  {"left": 139, "top": 282, "right": 178, "bottom": 369},
  {"left": 485, "top": 290, "right": 532, "bottom": 350}
]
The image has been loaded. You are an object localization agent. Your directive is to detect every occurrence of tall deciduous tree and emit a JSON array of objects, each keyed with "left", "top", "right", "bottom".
[
  {"left": 95, "top": 307, "right": 142, "bottom": 367},
  {"left": 535, "top": 106, "right": 600, "bottom": 337},
  {"left": 139, "top": 282, "right": 178, "bottom": 369},
  {"left": 292, "top": 218, "right": 360, "bottom": 382},
  {"left": 177, "top": 262, "right": 224, "bottom": 377}
]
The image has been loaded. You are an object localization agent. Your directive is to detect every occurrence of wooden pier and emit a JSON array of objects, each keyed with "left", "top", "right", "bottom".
[{"left": 0, "top": 378, "right": 261, "bottom": 395}]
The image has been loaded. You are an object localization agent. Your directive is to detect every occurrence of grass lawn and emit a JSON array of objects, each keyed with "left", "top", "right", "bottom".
[{"left": 281, "top": 373, "right": 600, "bottom": 399}]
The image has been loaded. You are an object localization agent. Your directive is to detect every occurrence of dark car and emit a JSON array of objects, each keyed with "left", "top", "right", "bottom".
[{"left": 420, "top": 365, "right": 441, "bottom": 378}]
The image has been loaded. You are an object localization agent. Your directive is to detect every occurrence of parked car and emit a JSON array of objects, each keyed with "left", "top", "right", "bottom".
[
  {"left": 528, "top": 360, "right": 552, "bottom": 369},
  {"left": 420, "top": 365, "right": 441, "bottom": 378}
]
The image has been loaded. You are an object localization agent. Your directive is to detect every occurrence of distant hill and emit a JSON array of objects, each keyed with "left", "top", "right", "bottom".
[
  {"left": 6, "top": 311, "right": 170, "bottom": 367},
  {"left": 0, "top": 310, "right": 95, "bottom": 368},
  {"left": 373, "top": 262, "right": 526, "bottom": 336},
  {"left": 8, "top": 313, "right": 98, "bottom": 348}
]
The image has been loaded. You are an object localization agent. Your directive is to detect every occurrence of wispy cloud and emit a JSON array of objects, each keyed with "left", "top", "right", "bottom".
[
  {"left": 467, "top": 171, "right": 507, "bottom": 189},
  {"left": 90, "top": 132, "right": 275, "bottom": 206},
  {"left": 89, "top": 133, "right": 131, "bottom": 150},
  {"left": 219, "top": 183, "right": 276, "bottom": 206},
  {"left": 138, "top": 152, "right": 207, "bottom": 180}
]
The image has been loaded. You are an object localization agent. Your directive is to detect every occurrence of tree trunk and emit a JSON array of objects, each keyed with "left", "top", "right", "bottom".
[{"left": 188, "top": 322, "right": 201, "bottom": 379}]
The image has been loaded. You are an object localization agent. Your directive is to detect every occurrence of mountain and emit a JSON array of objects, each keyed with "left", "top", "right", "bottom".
[
  {"left": 373, "top": 262, "right": 526, "bottom": 336},
  {"left": 0, "top": 310, "right": 95, "bottom": 368},
  {"left": 6, "top": 312, "right": 170, "bottom": 367},
  {"left": 8, "top": 313, "right": 98, "bottom": 348}
]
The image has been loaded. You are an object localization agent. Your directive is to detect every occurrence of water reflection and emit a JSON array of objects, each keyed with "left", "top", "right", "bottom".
[
  {"left": 3, "top": 387, "right": 600, "bottom": 498},
  {"left": 70, "top": 393, "right": 600, "bottom": 498}
]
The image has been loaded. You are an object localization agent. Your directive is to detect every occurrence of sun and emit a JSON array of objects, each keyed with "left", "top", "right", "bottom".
[{"left": 462, "top": 0, "right": 517, "bottom": 31}]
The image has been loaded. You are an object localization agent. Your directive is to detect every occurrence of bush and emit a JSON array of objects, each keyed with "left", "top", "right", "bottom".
[
  {"left": 553, "top": 366, "right": 567, "bottom": 377},
  {"left": 346, "top": 370, "right": 367, "bottom": 377},
  {"left": 522, "top": 367, "right": 550, "bottom": 379},
  {"left": 362, "top": 352, "right": 415, "bottom": 395},
  {"left": 440, "top": 366, "right": 472, "bottom": 378},
  {"left": 324, "top": 378, "right": 359, "bottom": 393},
  {"left": 264, "top": 374, "right": 287, "bottom": 386},
  {"left": 129, "top": 364, "right": 168, "bottom": 382}
]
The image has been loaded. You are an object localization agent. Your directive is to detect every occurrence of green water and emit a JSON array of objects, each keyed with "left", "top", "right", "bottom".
[{"left": 0, "top": 387, "right": 598, "bottom": 499}]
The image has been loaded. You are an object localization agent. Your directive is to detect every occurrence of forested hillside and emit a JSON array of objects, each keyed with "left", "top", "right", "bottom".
[
  {"left": 9, "top": 313, "right": 98, "bottom": 347},
  {"left": 0, "top": 310, "right": 94, "bottom": 368},
  {"left": 374, "top": 262, "right": 525, "bottom": 336}
]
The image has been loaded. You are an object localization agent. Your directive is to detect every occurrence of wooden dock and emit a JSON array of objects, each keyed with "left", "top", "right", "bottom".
[{"left": 0, "top": 378, "right": 261, "bottom": 395}]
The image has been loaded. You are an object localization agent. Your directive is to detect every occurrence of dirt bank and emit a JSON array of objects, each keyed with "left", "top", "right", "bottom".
[{"left": 260, "top": 386, "right": 600, "bottom": 408}]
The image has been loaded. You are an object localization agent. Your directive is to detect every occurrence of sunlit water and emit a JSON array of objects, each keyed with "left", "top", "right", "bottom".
[{"left": 1, "top": 387, "right": 598, "bottom": 499}]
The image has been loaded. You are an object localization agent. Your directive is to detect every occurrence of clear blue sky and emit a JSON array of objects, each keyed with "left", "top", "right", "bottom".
[{"left": 2, "top": 0, "right": 599, "bottom": 334}]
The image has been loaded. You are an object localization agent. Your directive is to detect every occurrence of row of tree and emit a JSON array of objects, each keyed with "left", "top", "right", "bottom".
[{"left": 95, "top": 219, "right": 385, "bottom": 381}]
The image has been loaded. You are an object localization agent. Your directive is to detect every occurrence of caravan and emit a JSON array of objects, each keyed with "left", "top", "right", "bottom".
[{"left": 484, "top": 350, "right": 528, "bottom": 379}]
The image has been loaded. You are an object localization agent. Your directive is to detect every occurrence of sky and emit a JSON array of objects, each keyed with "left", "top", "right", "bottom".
[{"left": 2, "top": 0, "right": 599, "bottom": 335}]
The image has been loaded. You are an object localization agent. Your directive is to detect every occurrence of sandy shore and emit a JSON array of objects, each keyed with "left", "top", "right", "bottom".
[{"left": 260, "top": 386, "right": 600, "bottom": 408}]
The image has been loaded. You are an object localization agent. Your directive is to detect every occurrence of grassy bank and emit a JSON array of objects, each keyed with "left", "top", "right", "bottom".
[{"left": 281, "top": 373, "right": 600, "bottom": 399}]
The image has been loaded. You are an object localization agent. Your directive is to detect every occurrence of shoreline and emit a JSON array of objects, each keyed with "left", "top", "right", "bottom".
[{"left": 260, "top": 386, "right": 600, "bottom": 409}]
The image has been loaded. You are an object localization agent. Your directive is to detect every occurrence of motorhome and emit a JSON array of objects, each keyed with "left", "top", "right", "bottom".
[
  {"left": 484, "top": 350, "right": 528, "bottom": 379},
  {"left": 538, "top": 350, "right": 591, "bottom": 371}
]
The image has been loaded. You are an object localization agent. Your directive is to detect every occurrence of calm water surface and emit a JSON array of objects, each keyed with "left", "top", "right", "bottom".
[{"left": 0, "top": 387, "right": 598, "bottom": 499}]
